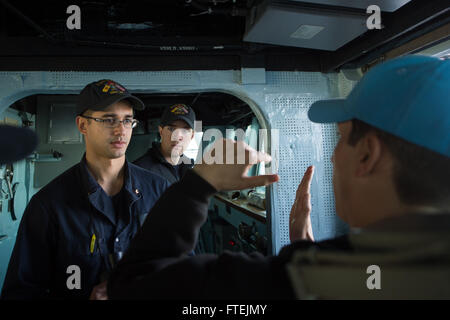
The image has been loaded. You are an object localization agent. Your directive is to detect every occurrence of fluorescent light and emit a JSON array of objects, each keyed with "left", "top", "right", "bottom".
[{"left": 290, "top": 25, "right": 325, "bottom": 40}]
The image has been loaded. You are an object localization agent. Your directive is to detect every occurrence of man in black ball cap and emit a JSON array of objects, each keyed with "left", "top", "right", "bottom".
[
  {"left": 134, "top": 103, "right": 196, "bottom": 185},
  {"left": 1, "top": 79, "right": 169, "bottom": 300}
]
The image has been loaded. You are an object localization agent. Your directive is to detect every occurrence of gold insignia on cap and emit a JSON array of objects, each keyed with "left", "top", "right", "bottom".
[
  {"left": 98, "top": 80, "right": 126, "bottom": 94},
  {"left": 170, "top": 104, "right": 189, "bottom": 115}
]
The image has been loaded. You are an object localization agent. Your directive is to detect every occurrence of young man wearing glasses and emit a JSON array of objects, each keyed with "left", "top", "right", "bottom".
[
  {"left": 134, "top": 104, "right": 196, "bottom": 186},
  {"left": 1, "top": 80, "right": 169, "bottom": 300}
]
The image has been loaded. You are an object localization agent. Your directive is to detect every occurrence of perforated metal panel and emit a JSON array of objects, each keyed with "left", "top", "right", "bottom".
[
  {"left": 50, "top": 71, "right": 199, "bottom": 87},
  {"left": 267, "top": 72, "right": 325, "bottom": 88},
  {"left": 266, "top": 93, "right": 348, "bottom": 251}
]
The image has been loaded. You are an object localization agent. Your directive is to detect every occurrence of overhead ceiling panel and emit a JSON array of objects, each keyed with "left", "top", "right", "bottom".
[
  {"left": 244, "top": 2, "right": 369, "bottom": 51},
  {"left": 287, "top": 0, "right": 412, "bottom": 12}
]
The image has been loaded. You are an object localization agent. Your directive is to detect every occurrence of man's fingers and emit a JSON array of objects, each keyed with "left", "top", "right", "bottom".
[
  {"left": 233, "top": 174, "right": 279, "bottom": 190},
  {"left": 304, "top": 166, "right": 314, "bottom": 195},
  {"left": 296, "top": 166, "right": 314, "bottom": 196},
  {"left": 303, "top": 193, "right": 311, "bottom": 212},
  {"left": 196, "top": 138, "right": 277, "bottom": 191},
  {"left": 259, "top": 150, "right": 272, "bottom": 163},
  {"left": 208, "top": 139, "right": 272, "bottom": 165},
  {"left": 244, "top": 144, "right": 271, "bottom": 165},
  {"left": 229, "top": 139, "right": 272, "bottom": 165}
]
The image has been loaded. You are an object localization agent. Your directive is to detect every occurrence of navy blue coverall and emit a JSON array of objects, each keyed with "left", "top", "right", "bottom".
[
  {"left": 133, "top": 142, "right": 194, "bottom": 185},
  {"left": 1, "top": 155, "right": 169, "bottom": 299}
]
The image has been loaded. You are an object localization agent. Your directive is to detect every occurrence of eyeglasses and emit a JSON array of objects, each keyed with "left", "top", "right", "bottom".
[
  {"left": 165, "top": 126, "right": 193, "bottom": 135},
  {"left": 80, "top": 115, "right": 139, "bottom": 129}
]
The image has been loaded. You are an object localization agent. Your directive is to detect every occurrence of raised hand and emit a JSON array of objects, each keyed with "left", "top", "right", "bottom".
[
  {"left": 289, "top": 166, "right": 315, "bottom": 242},
  {"left": 193, "top": 139, "right": 279, "bottom": 191}
]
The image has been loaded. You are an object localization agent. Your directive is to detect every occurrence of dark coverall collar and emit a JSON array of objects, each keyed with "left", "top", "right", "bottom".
[{"left": 78, "top": 154, "right": 141, "bottom": 225}]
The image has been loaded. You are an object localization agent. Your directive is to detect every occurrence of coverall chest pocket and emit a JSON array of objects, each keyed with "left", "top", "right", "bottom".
[
  {"left": 60, "top": 236, "right": 104, "bottom": 297},
  {"left": 63, "top": 235, "right": 102, "bottom": 268}
]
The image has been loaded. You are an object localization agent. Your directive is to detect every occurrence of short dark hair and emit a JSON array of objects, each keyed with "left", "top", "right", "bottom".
[{"left": 348, "top": 119, "right": 450, "bottom": 209}]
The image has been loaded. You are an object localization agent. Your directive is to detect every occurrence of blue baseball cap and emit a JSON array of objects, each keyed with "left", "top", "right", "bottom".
[{"left": 308, "top": 55, "right": 450, "bottom": 158}]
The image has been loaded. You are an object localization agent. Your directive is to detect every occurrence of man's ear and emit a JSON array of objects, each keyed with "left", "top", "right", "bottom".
[
  {"left": 355, "top": 132, "right": 382, "bottom": 177},
  {"left": 76, "top": 116, "right": 88, "bottom": 135},
  {"left": 158, "top": 125, "right": 163, "bottom": 137}
]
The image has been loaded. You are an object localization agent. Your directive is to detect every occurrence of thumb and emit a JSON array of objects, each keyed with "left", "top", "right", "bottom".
[
  {"left": 303, "top": 193, "right": 311, "bottom": 212},
  {"left": 234, "top": 174, "right": 279, "bottom": 190}
]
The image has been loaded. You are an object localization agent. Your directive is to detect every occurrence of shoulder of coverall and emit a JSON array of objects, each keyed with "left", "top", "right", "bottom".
[
  {"left": 132, "top": 142, "right": 163, "bottom": 168},
  {"left": 30, "top": 161, "right": 85, "bottom": 205},
  {"left": 125, "top": 160, "right": 170, "bottom": 198}
]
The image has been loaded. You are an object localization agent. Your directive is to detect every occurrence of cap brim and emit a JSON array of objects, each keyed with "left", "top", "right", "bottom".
[
  {"left": 308, "top": 99, "right": 353, "bottom": 124},
  {"left": 177, "top": 115, "right": 195, "bottom": 129},
  {"left": 162, "top": 115, "right": 195, "bottom": 129},
  {"left": 115, "top": 95, "right": 146, "bottom": 111},
  {"left": 0, "top": 125, "right": 38, "bottom": 164}
]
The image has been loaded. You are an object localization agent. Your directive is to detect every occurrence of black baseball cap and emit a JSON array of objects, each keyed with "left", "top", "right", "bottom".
[
  {"left": 0, "top": 125, "right": 38, "bottom": 164},
  {"left": 76, "top": 79, "right": 145, "bottom": 115},
  {"left": 160, "top": 104, "right": 196, "bottom": 129}
]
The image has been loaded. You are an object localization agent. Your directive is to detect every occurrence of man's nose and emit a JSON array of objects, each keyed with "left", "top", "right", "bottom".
[
  {"left": 172, "top": 130, "right": 184, "bottom": 140},
  {"left": 113, "top": 122, "right": 127, "bottom": 134}
]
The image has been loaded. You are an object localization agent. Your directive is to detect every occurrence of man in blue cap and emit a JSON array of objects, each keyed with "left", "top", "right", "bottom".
[
  {"left": 107, "top": 55, "right": 449, "bottom": 299},
  {"left": 1, "top": 80, "right": 169, "bottom": 300}
]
